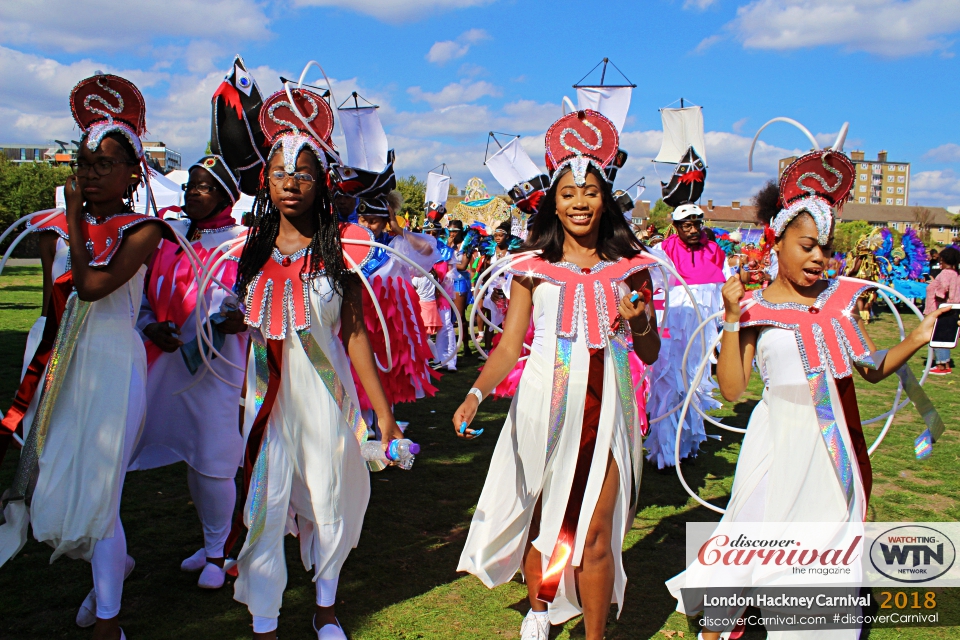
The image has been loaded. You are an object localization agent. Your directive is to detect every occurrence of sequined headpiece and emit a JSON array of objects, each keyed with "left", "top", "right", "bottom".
[
  {"left": 259, "top": 88, "right": 335, "bottom": 175},
  {"left": 544, "top": 110, "right": 619, "bottom": 187},
  {"left": 70, "top": 74, "right": 147, "bottom": 158},
  {"left": 189, "top": 154, "right": 241, "bottom": 203},
  {"left": 771, "top": 150, "right": 855, "bottom": 245}
]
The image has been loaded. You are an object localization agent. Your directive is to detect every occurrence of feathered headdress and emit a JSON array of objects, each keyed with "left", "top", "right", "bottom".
[
  {"left": 901, "top": 227, "right": 929, "bottom": 279},
  {"left": 70, "top": 74, "right": 147, "bottom": 158}
]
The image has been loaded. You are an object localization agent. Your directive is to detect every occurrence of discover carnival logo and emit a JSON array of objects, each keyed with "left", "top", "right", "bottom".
[
  {"left": 697, "top": 533, "right": 861, "bottom": 573},
  {"left": 869, "top": 525, "right": 956, "bottom": 583}
]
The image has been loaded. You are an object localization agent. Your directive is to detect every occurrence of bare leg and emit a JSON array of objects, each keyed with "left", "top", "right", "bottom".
[
  {"left": 315, "top": 604, "right": 337, "bottom": 628},
  {"left": 454, "top": 293, "right": 470, "bottom": 355},
  {"left": 252, "top": 632, "right": 277, "bottom": 640},
  {"left": 91, "top": 618, "right": 121, "bottom": 640},
  {"left": 522, "top": 499, "right": 548, "bottom": 612},
  {"left": 576, "top": 454, "right": 620, "bottom": 640}
]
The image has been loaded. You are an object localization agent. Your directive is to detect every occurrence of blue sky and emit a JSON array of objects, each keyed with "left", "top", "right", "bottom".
[{"left": 3, "top": 0, "right": 960, "bottom": 205}]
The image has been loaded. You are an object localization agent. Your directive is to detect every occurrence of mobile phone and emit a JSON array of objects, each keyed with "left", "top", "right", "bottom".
[{"left": 930, "top": 304, "right": 960, "bottom": 349}]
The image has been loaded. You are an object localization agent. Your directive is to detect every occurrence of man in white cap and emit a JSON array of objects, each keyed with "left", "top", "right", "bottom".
[{"left": 645, "top": 203, "right": 731, "bottom": 469}]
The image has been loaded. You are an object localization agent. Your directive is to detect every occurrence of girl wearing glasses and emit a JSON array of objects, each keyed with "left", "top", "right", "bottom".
[
  {"left": 229, "top": 89, "right": 402, "bottom": 640},
  {"left": 0, "top": 75, "right": 169, "bottom": 640},
  {"left": 645, "top": 204, "right": 731, "bottom": 469},
  {"left": 127, "top": 155, "right": 248, "bottom": 591}
]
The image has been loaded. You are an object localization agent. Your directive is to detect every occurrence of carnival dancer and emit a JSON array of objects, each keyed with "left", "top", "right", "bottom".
[
  {"left": 230, "top": 87, "right": 404, "bottom": 640},
  {"left": 645, "top": 204, "right": 728, "bottom": 469},
  {"left": 0, "top": 74, "right": 170, "bottom": 640},
  {"left": 455, "top": 110, "right": 660, "bottom": 640},
  {"left": 127, "top": 155, "right": 247, "bottom": 591},
  {"left": 666, "top": 142, "right": 950, "bottom": 640}
]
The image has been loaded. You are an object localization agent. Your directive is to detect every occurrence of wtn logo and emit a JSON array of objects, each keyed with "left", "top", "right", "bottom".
[{"left": 870, "top": 526, "right": 956, "bottom": 583}]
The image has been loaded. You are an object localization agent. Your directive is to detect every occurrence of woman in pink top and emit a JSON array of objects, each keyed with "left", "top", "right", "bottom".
[{"left": 925, "top": 246, "right": 960, "bottom": 374}]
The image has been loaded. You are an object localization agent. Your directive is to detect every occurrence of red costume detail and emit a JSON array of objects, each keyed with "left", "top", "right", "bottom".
[
  {"left": 779, "top": 150, "right": 855, "bottom": 207},
  {"left": 212, "top": 81, "right": 244, "bottom": 121},
  {"left": 83, "top": 213, "right": 168, "bottom": 267},
  {"left": 29, "top": 210, "right": 69, "bottom": 239},
  {"left": 544, "top": 110, "right": 620, "bottom": 172},
  {"left": 678, "top": 169, "right": 705, "bottom": 185},
  {"left": 259, "top": 88, "right": 335, "bottom": 144},
  {"left": 70, "top": 74, "right": 147, "bottom": 137}
]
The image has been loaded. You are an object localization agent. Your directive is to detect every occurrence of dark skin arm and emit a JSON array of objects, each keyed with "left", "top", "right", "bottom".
[
  {"left": 63, "top": 176, "right": 162, "bottom": 302},
  {"left": 619, "top": 270, "right": 660, "bottom": 365}
]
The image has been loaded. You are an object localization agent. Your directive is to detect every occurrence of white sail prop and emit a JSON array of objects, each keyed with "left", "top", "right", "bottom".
[
  {"left": 576, "top": 86, "right": 632, "bottom": 133},
  {"left": 424, "top": 172, "right": 450, "bottom": 208},
  {"left": 339, "top": 106, "right": 388, "bottom": 173},
  {"left": 654, "top": 106, "right": 707, "bottom": 165},
  {"left": 485, "top": 137, "right": 541, "bottom": 191}
]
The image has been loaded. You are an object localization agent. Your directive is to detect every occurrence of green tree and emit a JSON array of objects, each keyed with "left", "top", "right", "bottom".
[
  {"left": 833, "top": 220, "right": 874, "bottom": 254},
  {"left": 0, "top": 156, "right": 73, "bottom": 256},
  {"left": 648, "top": 198, "right": 673, "bottom": 233},
  {"left": 395, "top": 175, "right": 426, "bottom": 227}
]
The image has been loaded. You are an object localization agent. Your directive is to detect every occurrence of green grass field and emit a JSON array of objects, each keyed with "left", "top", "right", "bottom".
[{"left": 0, "top": 265, "right": 957, "bottom": 639}]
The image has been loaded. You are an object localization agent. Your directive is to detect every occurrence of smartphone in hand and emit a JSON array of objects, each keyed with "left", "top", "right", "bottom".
[{"left": 931, "top": 304, "right": 960, "bottom": 349}]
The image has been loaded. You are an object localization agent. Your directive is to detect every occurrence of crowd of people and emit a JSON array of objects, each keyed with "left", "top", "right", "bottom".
[{"left": 0, "top": 63, "right": 952, "bottom": 640}]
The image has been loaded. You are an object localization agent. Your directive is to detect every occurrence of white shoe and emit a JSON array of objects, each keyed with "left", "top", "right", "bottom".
[
  {"left": 76, "top": 555, "right": 135, "bottom": 628},
  {"left": 520, "top": 610, "right": 550, "bottom": 640},
  {"left": 180, "top": 548, "right": 206, "bottom": 572},
  {"left": 197, "top": 562, "right": 225, "bottom": 589},
  {"left": 314, "top": 615, "right": 347, "bottom": 639}
]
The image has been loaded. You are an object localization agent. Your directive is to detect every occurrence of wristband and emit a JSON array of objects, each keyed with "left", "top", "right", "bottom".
[
  {"left": 722, "top": 321, "right": 740, "bottom": 333},
  {"left": 467, "top": 387, "right": 483, "bottom": 404}
]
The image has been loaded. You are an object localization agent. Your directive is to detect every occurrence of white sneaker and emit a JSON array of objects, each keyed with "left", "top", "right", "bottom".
[
  {"left": 314, "top": 615, "right": 347, "bottom": 639},
  {"left": 180, "top": 548, "right": 206, "bottom": 572},
  {"left": 198, "top": 562, "right": 226, "bottom": 589},
  {"left": 76, "top": 555, "right": 135, "bottom": 628},
  {"left": 520, "top": 610, "right": 550, "bottom": 640}
]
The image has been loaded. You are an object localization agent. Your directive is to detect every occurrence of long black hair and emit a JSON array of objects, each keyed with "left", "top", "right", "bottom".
[
  {"left": 235, "top": 151, "right": 353, "bottom": 300},
  {"left": 523, "top": 165, "right": 643, "bottom": 263}
]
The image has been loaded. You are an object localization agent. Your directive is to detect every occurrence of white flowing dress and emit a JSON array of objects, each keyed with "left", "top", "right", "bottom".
[
  {"left": 233, "top": 276, "right": 371, "bottom": 619},
  {"left": 0, "top": 260, "right": 147, "bottom": 565},
  {"left": 458, "top": 280, "right": 639, "bottom": 625},
  {"left": 665, "top": 327, "right": 865, "bottom": 639}
]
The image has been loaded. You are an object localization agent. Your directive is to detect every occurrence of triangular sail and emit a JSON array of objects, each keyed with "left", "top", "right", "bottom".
[
  {"left": 576, "top": 86, "right": 632, "bottom": 133},
  {"left": 654, "top": 106, "right": 707, "bottom": 165},
  {"left": 485, "top": 137, "right": 541, "bottom": 191},
  {"left": 339, "top": 106, "right": 388, "bottom": 173}
]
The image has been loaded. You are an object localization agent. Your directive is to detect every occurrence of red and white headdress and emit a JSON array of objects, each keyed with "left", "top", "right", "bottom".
[
  {"left": 749, "top": 119, "right": 855, "bottom": 245},
  {"left": 70, "top": 74, "right": 147, "bottom": 158},
  {"left": 544, "top": 109, "right": 619, "bottom": 187},
  {"left": 259, "top": 88, "right": 335, "bottom": 175}
]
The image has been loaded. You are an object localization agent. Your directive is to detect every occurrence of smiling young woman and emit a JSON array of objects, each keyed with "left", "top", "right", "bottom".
[{"left": 454, "top": 110, "right": 660, "bottom": 640}]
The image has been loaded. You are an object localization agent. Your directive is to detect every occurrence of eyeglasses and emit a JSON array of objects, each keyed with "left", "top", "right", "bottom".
[
  {"left": 269, "top": 170, "right": 315, "bottom": 190},
  {"left": 71, "top": 158, "right": 136, "bottom": 177},
  {"left": 677, "top": 220, "right": 703, "bottom": 231},
  {"left": 182, "top": 182, "right": 216, "bottom": 195}
]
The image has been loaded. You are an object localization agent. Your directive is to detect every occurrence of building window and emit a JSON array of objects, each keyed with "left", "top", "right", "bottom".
[
  {"left": 860, "top": 174, "right": 867, "bottom": 181},
  {"left": 886, "top": 198, "right": 894, "bottom": 205},
  {"left": 859, "top": 196, "right": 866, "bottom": 203},
  {"left": 19, "top": 148, "right": 25, "bottom": 160},
  {"left": 905, "top": 222, "right": 911, "bottom": 228},
  {"left": 887, "top": 175, "right": 895, "bottom": 182},
  {"left": 872, "top": 164, "right": 881, "bottom": 171},
  {"left": 898, "top": 175, "right": 905, "bottom": 183},
  {"left": 896, "top": 199, "right": 904, "bottom": 205},
  {"left": 939, "top": 226, "right": 945, "bottom": 233},
  {"left": 896, "top": 187, "right": 904, "bottom": 194},
  {"left": 860, "top": 163, "right": 868, "bottom": 169},
  {"left": 886, "top": 187, "right": 893, "bottom": 193},
  {"left": 34, "top": 148, "right": 41, "bottom": 160},
  {"left": 891, "top": 222, "right": 899, "bottom": 229},
  {"left": 898, "top": 165, "right": 907, "bottom": 171},
  {"left": 859, "top": 185, "right": 866, "bottom": 192}
]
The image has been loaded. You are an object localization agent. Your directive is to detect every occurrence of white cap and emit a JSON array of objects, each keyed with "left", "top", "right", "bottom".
[{"left": 672, "top": 203, "right": 704, "bottom": 221}]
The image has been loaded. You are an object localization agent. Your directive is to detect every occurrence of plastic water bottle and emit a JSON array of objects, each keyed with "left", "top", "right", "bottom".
[{"left": 360, "top": 439, "right": 421, "bottom": 470}]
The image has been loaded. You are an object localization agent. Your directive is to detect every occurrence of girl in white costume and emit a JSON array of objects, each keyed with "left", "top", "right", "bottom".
[
  {"left": 665, "top": 146, "right": 950, "bottom": 639},
  {"left": 454, "top": 110, "right": 661, "bottom": 640},
  {"left": 230, "top": 88, "right": 403, "bottom": 640},
  {"left": 0, "top": 74, "right": 169, "bottom": 640},
  {"left": 128, "top": 155, "right": 248, "bottom": 590}
]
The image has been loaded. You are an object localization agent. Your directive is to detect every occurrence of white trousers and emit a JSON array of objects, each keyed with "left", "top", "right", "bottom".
[
  {"left": 435, "top": 306, "right": 457, "bottom": 370},
  {"left": 186, "top": 468, "right": 235, "bottom": 558},
  {"left": 90, "top": 366, "right": 145, "bottom": 619},
  {"left": 234, "top": 424, "right": 352, "bottom": 622}
]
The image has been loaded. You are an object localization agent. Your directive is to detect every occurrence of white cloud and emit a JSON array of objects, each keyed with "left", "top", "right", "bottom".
[
  {"left": 732, "top": 117, "right": 749, "bottom": 133},
  {"left": 684, "top": 0, "right": 718, "bottom": 9},
  {"left": 426, "top": 28, "right": 491, "bottom": 64},
  {"left": 909, "top": 169, "right": 960, "bottom": 205},
  {"left": 693, "top": 34, "right": 725, "bottom": 53},
  {"left": 291, "top": 0, "right": 493, "bottom": 22},
  {"left": 726, "top": 0, "right": 960, "bottom": 56},
  {"left": 924, "top": 143, "right": 960, "bottom": 162},
  {"left": 0, "top": 0, "right": 271, "bottom": 53},
  {"left": 408, "top": 80, "right": 501, "bottom": 108}
]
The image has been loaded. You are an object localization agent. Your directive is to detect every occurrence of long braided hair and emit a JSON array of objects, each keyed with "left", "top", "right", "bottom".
[{"left": 234, "top": 151, "right": 353, "bottom": 301}]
